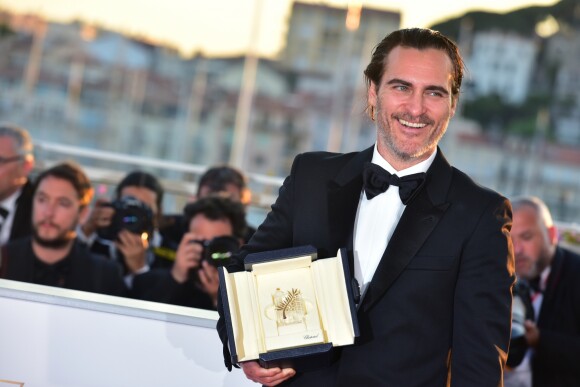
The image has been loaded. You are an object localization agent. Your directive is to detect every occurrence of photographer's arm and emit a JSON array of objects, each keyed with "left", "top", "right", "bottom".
[
  {"left": 197, "top": 261, "right": 219, "bottom": 307},
  {"left": 171, "top": 232, "right": 203, "bottom": 283},
  {"left": 116, "top": 229, "right": 149, "bottom": 274},
  {"left": 79, "top": 198, "right": 114, "bottom": 245}
]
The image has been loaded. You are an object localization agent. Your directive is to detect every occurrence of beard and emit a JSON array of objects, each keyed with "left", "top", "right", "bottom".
[
  {"left": 377, "top": 112, "right": 446, "bottom": 162},
  {"left": 374, "top": 93, "right": 449, "bottom": 163},
  {"left": 32, "top": 223, "right": 76, "bottom": 249}
]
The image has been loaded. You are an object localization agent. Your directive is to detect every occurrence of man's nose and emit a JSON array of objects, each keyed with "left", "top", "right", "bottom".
[
  {"left": 512, "top": 239, "right": 523, "bottom": 255},
  {"left": 406, "top": 92, "right": 426, "bottom": 116},
  {"left": 42, "top": 202, "right": 56, "bottom": 218}
]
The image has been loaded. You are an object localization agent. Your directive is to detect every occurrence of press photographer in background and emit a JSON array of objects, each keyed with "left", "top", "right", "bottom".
[
  {"left": 77, "top": 171, "right": 173, "bottom": 288},
  {"left": 133, "top": 195, "right": 247, "bottom": 310}
]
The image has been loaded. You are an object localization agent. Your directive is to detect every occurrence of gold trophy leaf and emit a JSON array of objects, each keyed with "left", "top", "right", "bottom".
[{"left": 275, "top": 288, "right": 301, "bottom": 319}]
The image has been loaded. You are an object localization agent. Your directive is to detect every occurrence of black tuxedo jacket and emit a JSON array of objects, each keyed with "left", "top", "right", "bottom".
[
  {"left": 532, "top": 246, "right": 580, "bottom": 386},
  {"left": 7, "top": 180, "right": 34, "bottom": 242},
  {"left": 218, "top": 146, "right": 514, "bottom": 386},
  {"left": 0, "top": 237, "right": 128, "bottom": 297}
]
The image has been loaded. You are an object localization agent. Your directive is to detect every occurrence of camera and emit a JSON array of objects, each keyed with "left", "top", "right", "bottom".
[
  {"left": 191, "top": 236, "right": 240, "bottom": 267},
  {"left": 506, "top": 278, "right": 534, "bottom": 368},
  {"left": 97, "top": 196, "right": 155, "bottom": 242}
]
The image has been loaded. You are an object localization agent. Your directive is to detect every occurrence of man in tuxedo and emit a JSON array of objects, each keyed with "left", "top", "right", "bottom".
[
  {"left": 218, "top": 28, "right": 515, "bottom": 386},
  {"left": 509, "top": 196, "right": 580, "bottom": 386},
  {"left": 0, "top": 124, "right": 35, "bottom": 246},
  {"left": 0, "top": 162, "right": 127, "bottom": 297}
]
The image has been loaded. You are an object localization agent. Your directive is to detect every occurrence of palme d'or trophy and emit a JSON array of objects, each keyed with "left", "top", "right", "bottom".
[{"left": 273, "top": 288, "right": 307, "bottom": 335}]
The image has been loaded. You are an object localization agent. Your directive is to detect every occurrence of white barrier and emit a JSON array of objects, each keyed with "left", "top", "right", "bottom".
[{"left": 0, "top": 279, "right": 254, "bottom": 387}]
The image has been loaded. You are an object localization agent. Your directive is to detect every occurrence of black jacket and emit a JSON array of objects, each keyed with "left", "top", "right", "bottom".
[{"left": 1, "top": 237, "right": 128, "bottom": 297}]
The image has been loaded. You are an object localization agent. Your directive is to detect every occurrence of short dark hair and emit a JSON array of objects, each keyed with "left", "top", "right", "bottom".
[
  {"left": 115, "top": 171, "right": 164, "bottom": 212},
  {"left": 364, "top": 28, "right": 464, "bottom": 100},
  {"left": 183, "top": 196, "right": 247, "bottom": 240},
  {"left": 34, "top": 161, "right": 93, "bottom": 207},
  {"left": 197, "top": 166, "right": 247, "bottom": 197}
]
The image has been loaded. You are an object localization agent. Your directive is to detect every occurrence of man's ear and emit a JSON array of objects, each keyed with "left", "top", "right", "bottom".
[
  {"left": 241, "top": 188, "right": 252, "bottom": 206},
  {"left": 367, "top": 81, "right": 378, "bottom": 108},
  {"left": 22, "top": 155, "right": 35, "bottom": 175},
  {"left": 450, "top": 96, "right": 459, "bottom": 118},
  {"left": 547, "top": 225, "right": 559, "bottom": 246},
  {"left": 79, "top": 205, "right": 90, "bottom": 225}
]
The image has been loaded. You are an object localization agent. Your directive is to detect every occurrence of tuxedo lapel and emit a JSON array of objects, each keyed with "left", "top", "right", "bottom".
[
  {"left": 327, "top": 146, "right": 373, "bottom": 255},
  {"left": 361, "top": 149, "right": 453, "bottom": 312}
]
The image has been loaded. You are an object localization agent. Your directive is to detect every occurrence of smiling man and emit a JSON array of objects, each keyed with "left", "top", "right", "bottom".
[
  {"left": 217, "top": 28, "right": 515, "bottom": 387},
  {"left": 0, "top": 162, "right": 127, "bottom": 297}
]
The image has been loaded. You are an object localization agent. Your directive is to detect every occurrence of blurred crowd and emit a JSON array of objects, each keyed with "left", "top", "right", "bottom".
[{"left": 0, "top": 123, "right": 254, "bottom": 311}]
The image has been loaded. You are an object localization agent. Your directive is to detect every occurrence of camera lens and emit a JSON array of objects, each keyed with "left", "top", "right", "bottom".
[{"left": 204, "top": 236, "right": 240, "bottom": 266}]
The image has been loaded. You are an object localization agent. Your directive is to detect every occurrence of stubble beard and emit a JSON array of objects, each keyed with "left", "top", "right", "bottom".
[
  {"left": 374, "top": 97, "right": 448, "bottom": 163},
  {"left": 32, "top": 223, "right": 76, "bottom": 249}
]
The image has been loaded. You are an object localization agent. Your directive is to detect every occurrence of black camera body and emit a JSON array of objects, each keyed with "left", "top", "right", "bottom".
[
  {"left": 191, "top": 236, "right": 240, "bottom": 267},
  {"left": 506, "top": 279, "right": 535, "bottom": 368},
  {"left": 97, "top": 196, "right": 155, "bottom": 242}
]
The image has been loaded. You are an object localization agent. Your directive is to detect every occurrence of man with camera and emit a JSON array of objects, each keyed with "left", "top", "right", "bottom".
[
  {"left": 78, "top": 171, "right": 171, "bottom": 288},
  {"left": 133, "top": 195, "right": 247, "bottom": 310},
  {"left": 0, "top": 162, "right": 127, "bottom": 297}
]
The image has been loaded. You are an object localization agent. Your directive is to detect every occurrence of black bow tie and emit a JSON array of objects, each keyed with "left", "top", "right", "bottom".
[
  {"left": 0, "top": 206, "right": 8, "bottom": 219},
  {"left": 528, "top": 277, "right": 542, "bottom": 294},
  {"left": 363, "top": 162, "right": 426, "bottom": 205}
]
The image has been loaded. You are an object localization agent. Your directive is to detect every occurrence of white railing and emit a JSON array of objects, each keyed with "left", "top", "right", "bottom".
[{"left": 33, "top": 141, "right": 285, "bottom": 225}]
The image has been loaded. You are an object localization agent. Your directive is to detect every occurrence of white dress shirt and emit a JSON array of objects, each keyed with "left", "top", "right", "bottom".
[{"left": 353, "top": 145, "right": 436, "bottom": 301}]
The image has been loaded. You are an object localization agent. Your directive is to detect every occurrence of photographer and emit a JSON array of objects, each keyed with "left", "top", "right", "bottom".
[
  {"left": 78, "top": 171, "right": 171, "bottom": 287},
  {"left": 133, "top": 195, "right": 247, "bottom": 310}
]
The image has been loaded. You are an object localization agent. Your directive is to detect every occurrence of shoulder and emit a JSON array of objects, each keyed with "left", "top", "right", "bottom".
[
  {"left": 560, "top": 247, "right": 580, "bottom": 268},
  {"left": 449, "top": 166, "right": 509, "bottom": 209},
  {"left": 429, "top": 150, "right": 509, "bottom": 215},
  {"left": 72, "top": 240, "right": 118, "bottom": 271},
  {"left": 290, "top": 148, "right": 370, "bottom": 176},
  {"left": 294, "top": 149, "right": 364, "bottom": 165},
  {"left": 5, "top": 237, "right": 32, "bottom": 251},
  {"left": 17, "top": 180, "right": 35, "bottom": 204}
]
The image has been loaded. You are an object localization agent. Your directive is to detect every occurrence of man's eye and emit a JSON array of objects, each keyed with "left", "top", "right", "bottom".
[{"left": 59, "top": 200, "right": 73, "bottom": 208}]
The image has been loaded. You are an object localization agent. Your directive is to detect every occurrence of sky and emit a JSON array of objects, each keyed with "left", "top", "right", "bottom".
[{"left": 0, "top": 0, "right": 560, "bottom": 57}]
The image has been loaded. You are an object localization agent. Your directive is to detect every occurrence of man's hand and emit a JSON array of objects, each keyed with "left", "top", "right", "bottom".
[
  {"left": 241, "top": 361, "right": 296, "bottom": 386},
  {"left": 81, "top": 198, "right": 114, "bottom": 236},
  {"left": 116, "top": 229, "right": 148, "bottom": 274},
  {"left": 171, "top": 233, "right": 204, "bottom": 283},
  {"left": 524, "top": 320, "right": 540, "bottom": 348},
  {"left": 197, "top": 260, "right": 220, "bottom": 307}
]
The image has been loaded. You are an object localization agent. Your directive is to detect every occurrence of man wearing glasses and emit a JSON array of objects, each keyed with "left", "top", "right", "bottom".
[{"left": 0, "top": 124, "right": 35, "bottom": 246}]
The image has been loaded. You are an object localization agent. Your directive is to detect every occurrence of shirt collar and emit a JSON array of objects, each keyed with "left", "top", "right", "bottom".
[
  {"left": 371, "top": 144, "right": 437, "bottom": 177},
  {"left": 0, "top": 187, "right": 23, "bottom": 213}
]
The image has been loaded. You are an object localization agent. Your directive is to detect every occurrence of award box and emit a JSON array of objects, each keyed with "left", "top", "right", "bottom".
[{"left": 218, "top": 245, "right": 360, "bottom": 371}]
